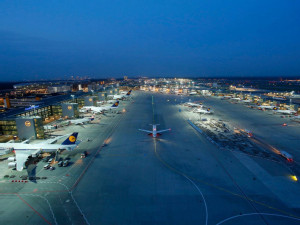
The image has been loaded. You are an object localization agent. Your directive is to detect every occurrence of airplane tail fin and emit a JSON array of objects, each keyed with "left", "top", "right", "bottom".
[
  {"left": 61, "top": 132, "right": 78, "bottom": 145},
  {"left": 126, "top": 90, "right": 132, "bottom": 96},
  {"left": 112, "top": 101, "right": 119, "bottom": 108}
]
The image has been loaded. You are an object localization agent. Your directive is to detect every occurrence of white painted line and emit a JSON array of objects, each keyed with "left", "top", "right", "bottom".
[
  {"left": 183, "top": 174, "right": 208, "bottom": 225},
  {"left": 216, "top": 212, "right": 300, "bottom": 225}
]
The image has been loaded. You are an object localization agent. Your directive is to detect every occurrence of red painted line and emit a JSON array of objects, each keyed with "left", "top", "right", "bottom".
[{"left": 16, "top": 193, "right": 52, "bottom": 225}]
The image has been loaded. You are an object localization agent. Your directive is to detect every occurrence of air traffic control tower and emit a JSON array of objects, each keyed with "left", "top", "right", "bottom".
[
  {"left": 61, "top": 103, "right": 79, "bottom": 118},
  {"left": 16, "top": 116, "right": 44, "bottom": 139}
]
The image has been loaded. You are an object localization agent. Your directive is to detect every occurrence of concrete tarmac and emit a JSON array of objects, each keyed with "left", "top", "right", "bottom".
[
  {"left": 73, "top": 92, "right": 300, "bottom": 225},
  {"left": 1, "top": 92, "right": 300, "bottom": 224}
]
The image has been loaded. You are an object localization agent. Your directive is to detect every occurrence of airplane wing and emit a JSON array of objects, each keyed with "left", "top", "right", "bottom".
[
  {"left": 42, "top": 133, "right": 72, "bottom": 145},
  {"left": 21, "top": 137, "right": 33, "bottom": 144},
  {"left": 15, "top": 150, "right": 32, "bottom": 171},
  {"left": 157, "top": 129, "right": 171, "bottom": 133},
  {"left": 138, "top": 129, "right": 153, "bottom": 134},
  {"left": 92, "top": 108, "right": 103, "bottom": 113}
]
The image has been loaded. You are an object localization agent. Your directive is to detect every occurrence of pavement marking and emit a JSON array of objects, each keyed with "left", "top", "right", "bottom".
[
  {"left": 152, "top": 96, "right": 208, "bottom": 225},
  {"left": 187, "top": 120, "right": 270, "bottom": 224},
  {"left": 16, "top": 193, "right": 53, "bottom": 225},
  {"left": 58, "top": 195, "right": 72, "bottom": 224},
  {"left": 21, "top": 193, "right": 58, "bottom": 225},
  {"left": 152, "top": 95, "right": 300, "bottom": 221},
  {"left": 70, "top": 191, "right": 90, "bottom": 225},
  {"left": 216, "top": 212, "right": 300, "bottom": 225},
  {"left": 154, "top": 139, "right": 208, "bottom": 225}
]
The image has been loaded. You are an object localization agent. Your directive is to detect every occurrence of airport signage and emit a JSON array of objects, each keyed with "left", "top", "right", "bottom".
[{"left": 25, "top": 121, "right": 31, "bottom": 127}]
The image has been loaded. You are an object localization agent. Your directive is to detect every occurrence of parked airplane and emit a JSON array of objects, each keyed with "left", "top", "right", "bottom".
[
  {"left": 290, "top": 91, "right": 300, "bottom": 98},
  {"left": 0, "top": 132, "right": 79, "bottom": 171},
  {"left": 109, "top": 90, "right": 132, "bottom": 100},
  {"left": 184, "top": 102, "right": 202, "bottom": 107},
  {"left": 82, "top": 101, "right": 119, "bottom": 113},
  {"left": 139, "top": 124, "right": 171, "bottom": 138},
  {"left": 241, "top": 99, "right": 251, "bottom": 103},
  {"left": 230, "top": 97, "right": 241, "bottom": 101},
  {"left": 273, "top": 96, "right": 286, "bottom": 101},
  {"left": 291, "top": 115, "right": 300, "bottom": 122},
  {"left": 257, "top": 105, "right": 276, "bottom": 110},
  {"left": 43, "top": 124, "right": 57, "bottom": 130},
  {"left": 193, "top": 108, "right": 213, "bottom": 114},
  {"left": 67, "top": 116, "right": 94, "bottom": 125},
  {"left": 273, "top": 107, "right": 297, "bottom": 115}
]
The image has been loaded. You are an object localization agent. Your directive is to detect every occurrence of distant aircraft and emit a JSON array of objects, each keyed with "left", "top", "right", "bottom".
[
  {"left": 109, "top": 90, "right": 132, "bottom": 100},
  {"left": 67, "top": 116, "right": 94, "bottom": 125},
  {"left": 241, "top": 99, "right": 251, "bottom": 103},
  {"left": 189, "top": 91, "right": 197, "bottom": 95},
  {"left": 43, "top": 124, "right": 57, "bottom": 130},
  {"left": 0, "top": 133, "right": 80, "bottom": 171},
  {"left": 273, "top": 107, "right": 297, "bottom": 115},
  {"left": 291, "top": 115, "right": 300, "bottom": 122},
  {"left": 257, "top": 105, "right": 276, "bottom": 110},
  {"left": 82, "top": 101, "right": 119, "bottom": 113},
  {"left": 184, "top": 102, "right": 202, "bottom": 107},
  {"left": 273, "top": 96, "right": 286, "bottom": 101},
  {"left": 290, "top": 91, "right": 300, "bottom": 98},
  {"left": 230, "top": 97, "right": 241, "bottom": 101},
  {"left": 139, "top": 124, "right": 171, "bottom": 138},
  {"left": 193, "top": 107, "right": 213, "bottom": 114}
]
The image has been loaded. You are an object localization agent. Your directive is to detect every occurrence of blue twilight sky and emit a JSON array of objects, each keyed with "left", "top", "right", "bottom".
[{"left": 0, "top": 0, "right": 300, "bottom": 81}]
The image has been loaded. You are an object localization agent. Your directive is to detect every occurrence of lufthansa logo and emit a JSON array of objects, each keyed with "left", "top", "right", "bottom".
[
  {"left": 68, "top": 106, "right": 72, "bottom": 110},
  {"left": 25, "top": 121, "right": 31, "bottom": 127},
  {"left": 69, "top": 136, "right": 76, "bottom": 142},
  {"left": 89, "top": 98, "right": 93, "bottom": 102}
]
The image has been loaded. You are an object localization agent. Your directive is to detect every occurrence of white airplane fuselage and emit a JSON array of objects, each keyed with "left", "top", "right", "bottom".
[
  {"left": 274, "top": 109, "right": 296, "bottom": 115},
  {"left": 0, "top": 142, "right": 77, "bottom": 152},
  {"left": 139, "top": 124, "right": 171, "bottom": 138}
]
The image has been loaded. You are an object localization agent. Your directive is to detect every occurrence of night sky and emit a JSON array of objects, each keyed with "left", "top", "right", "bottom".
[{"left": 0, "top": 0, "right": 300, "bottom": 81}]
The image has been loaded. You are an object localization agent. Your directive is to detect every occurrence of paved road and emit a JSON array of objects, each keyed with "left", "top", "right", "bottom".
[{"left": 73, "top": 92, "right": 300, "bottom": 225}]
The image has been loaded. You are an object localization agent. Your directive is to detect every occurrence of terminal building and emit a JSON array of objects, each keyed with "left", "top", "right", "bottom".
[
  {"left": 98, "top": 92, "right": 107, "bottom": 101},
  {"left": 84, "top": 96, "right": 97, "bottom": 106},
  {"left": 16, "top": 116, "right": 44, "bottom": 139},
  {"left": 0, "top": 85, "right": 123, "bottom": 139},
  {"left": 61, "top": 103, "right": 79, "bottom": 118},
  {"left": 0, "top": 92, "right": 88, "bottom": 137}
]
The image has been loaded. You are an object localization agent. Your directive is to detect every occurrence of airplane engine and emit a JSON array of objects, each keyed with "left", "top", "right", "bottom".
[
  {"left": 8, "top": 162, "right": 16, "bottom": 168},
  {"left": 8, "top": 157, "right": 16, "bottom": 162}
]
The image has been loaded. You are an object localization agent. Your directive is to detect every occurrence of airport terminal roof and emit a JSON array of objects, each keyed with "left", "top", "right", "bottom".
[{"left": 0, "top": 92, "right": 89, "bottom": 119}]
